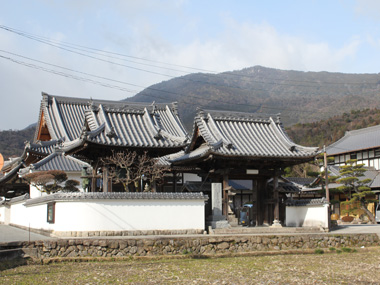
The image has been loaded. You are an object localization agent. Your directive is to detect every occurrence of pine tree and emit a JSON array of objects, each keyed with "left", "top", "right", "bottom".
[{"left": 336, "top": 159, "right": 377, "bottom": 223}]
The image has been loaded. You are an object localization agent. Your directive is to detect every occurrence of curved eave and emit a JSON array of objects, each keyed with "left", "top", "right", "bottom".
[
  {"left": 0, "top": 162, "right": 23, "bottom": 184},
  {"left": 60, "top": 138, "right": 87, "bottom": 155},
  {"left": 172, "top": 147, "right": 318, "bottom": 166},
  {"left": 84, "top": 138, "right": 188, "bottom": 150},
  {"left": 326, "top": 146, "right": 379, "bottom": 156}
]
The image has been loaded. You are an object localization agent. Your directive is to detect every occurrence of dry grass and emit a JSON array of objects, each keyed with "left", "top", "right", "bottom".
[{"left": 1, "top": 247, "right": 380, "bottom": 284}]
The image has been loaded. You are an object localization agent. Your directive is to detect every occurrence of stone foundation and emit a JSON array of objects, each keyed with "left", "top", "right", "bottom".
[
  {"left": 1, "top": 233, "right": 379, "bottom": 260},
  {"left": 9, "top": 224, "right": 204, "bottom": 237}
]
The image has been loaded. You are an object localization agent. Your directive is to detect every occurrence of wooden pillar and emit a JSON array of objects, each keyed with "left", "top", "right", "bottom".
[
  {"left": 172, "top": 170, "right": 177, "bottom": 192},
  {"left": 273, "top": 174, "right": 279, "bottom": 221},
  {"left": 254, "top": 179, "right": 259, "bottom": 227},
  {"left": 272, "top": 171, "right": 282, "bottom": 227},
  {"left": 91, "top": 168, "right": 97, "bottom": 192},
  {"left": 222, "top": 174, "right": 229, "bottom": 217},
  {"left": 256, "top": 178, "right": 266, "bottom": 226}
]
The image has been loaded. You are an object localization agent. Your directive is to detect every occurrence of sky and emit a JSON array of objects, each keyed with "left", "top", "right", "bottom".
[{"left": 1, "top": 0, "right": 380, "bottom": 130}]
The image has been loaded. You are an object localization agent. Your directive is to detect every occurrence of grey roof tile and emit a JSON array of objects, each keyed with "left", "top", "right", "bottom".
[
  {"left": 26, "top": 139, "right": 62, "bottom": 155},
  {"left": 18, "top": 151, "right": 90, "bottom": 175},
  {"left": 306, "top": 165, "right": 380, "bottom": 191},
  {"left": 286, "top": 177, "right": 316, "bottom": 186},
  {"left": 285, "top": 197, "right": 328, "bottom": 206},
  {"left": 326, "top": 125, "right": 380, "bottom": 155},
  {"left": 24, "top": 192, "right": 208, "bottom": 206},
  {"left": 83, "top": 103, "right": 188, "bottom": 148},
  {"left": 37, "top": 93, "right": 189, "bottom": 149},
  {"left": 8, "top": 194, "right": 30, "bottom": 204},
  {"left": 0, "top": 161, "right": 23, "bottom": 184},
  {"left": 174, "top": 109, "right": 319, "bottom": 162},
  {"left": 181, "top": 182, "right": 211, "bottom": 192}
]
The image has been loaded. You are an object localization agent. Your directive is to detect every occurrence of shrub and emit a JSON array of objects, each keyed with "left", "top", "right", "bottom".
[
  {"left": 342, "top": 247, "right": 352, "bottom": 253},
  {"left": 314, "top": 249, "right": 324, "bottom": 254},
  {"left": 341, "top": 216, "right": 354, "bottom": 223}
]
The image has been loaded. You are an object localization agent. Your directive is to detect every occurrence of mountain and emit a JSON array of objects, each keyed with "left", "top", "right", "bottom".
[
  {"left": 285, "top": 108, "right": 380, "bottom": 148},
  {"left": 125, "top": 66, "right": 380, "bottom": 130},
  {"left": 0, "top": 126, "right": 35, "bottom": 160},
  {"left": 3, "top": 66, "right": 380, "bottom": 158}
]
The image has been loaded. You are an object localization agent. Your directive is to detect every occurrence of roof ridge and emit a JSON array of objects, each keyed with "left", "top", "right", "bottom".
[
  {"left": 346, "top": 124, "right": 380, "bottom": 136},
  {"left": 202, "top": 109, "right": 280, "bottom": 122},
  {"left": 43, "top": 92, "right": 176, "bottom": 108}
]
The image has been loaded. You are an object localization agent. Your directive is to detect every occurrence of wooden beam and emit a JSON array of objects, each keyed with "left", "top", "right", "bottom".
[{"left": 222, "top": 174, "right": 229, "bottom": 217}]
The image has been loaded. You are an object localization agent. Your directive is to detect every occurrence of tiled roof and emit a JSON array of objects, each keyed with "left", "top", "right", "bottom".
[
  {"left": 285, "top": 197, "right": 328, "bottom": 207},
  {"left": 286, "top": 177, "right": 315, "bottom": 186},
  {"left": 18, "top": 151, "right": 91, "bottom": 175},
  {"left": 229, "top": 180, "right": 252, "bottom": 190},
  {"left": 305, "top": 165, "right": 380, "bottom": 191},
  {"left": 181, "top": 182, "right": 211, "bottom": 192},
  {"left": 267, "top": 179, "right": 300, "bottom": 193},
  {"left": 8, "top": 194, "right": 30, "bottom": 204},
  {"left": 0, "top": 161, "right": 23, "bottom": 184},
  {"left": 1, "top": 157, "right": 23, "bottom": 172},
  {"left": 37, "top": 93, "right": 189, "bottom": 150},
  {"left": 172, "top": 109, "right": 318, "bottom": 163},
  {"left": 26, "top": 139, "right": 62, "bottom": 155},
  {"left": 330, "top": 165, "right": 380, "bottom": 189},
  {"left": 24, "top": 192, "right": 208, "bottom": 206},
  {"left": 326, "top": 125, "right": 380, "bottom": 155},
  {"left": 82, "top": 102, "right": 188, "bottom": 148},
  {"left": 35, "top": 93, "right": 89, "bottom": 141},
  {"left": 277, "top": 182, "right": 300, "bottom": 193}
]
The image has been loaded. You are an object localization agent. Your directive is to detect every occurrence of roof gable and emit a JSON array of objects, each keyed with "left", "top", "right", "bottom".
[
  {"left": 183, "top": 109, "right": 318, "bottom": 159},
  {"left": 19, "top": 150, "right": 90, "bottom": 175},
  {"left": 34, "top": 93, "right": 189, "bottom": 151},
  {"left": 81, "top": 102, "right": 188, "bottom": 148}
]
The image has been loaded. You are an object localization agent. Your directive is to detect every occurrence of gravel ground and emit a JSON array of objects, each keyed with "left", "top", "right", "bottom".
[{"left": 1, "top": 247, "right": 380, "bottom": 284}]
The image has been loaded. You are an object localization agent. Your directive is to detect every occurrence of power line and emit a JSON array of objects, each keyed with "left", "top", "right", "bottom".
[
  {"left": 0, "top": 54, "right": 138, "bottom": 93},
  {"left": 2, "top": 24, "right": 380, "bottom": 88},
  {"left": 0, "top": 25, "right": 211, "bottom": 75},
  {"left": 0, "top": 50, "right": 320, "bottom": 116},
  {"left": 1, "top": 25, "right": 378, "bottom": 118}
]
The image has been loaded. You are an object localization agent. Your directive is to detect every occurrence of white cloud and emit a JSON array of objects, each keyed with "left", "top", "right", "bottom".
[
  {"left": 0, "top": 2, "right": 366, "bottom": 130},
  {"left": 354, "top": 0, "right": 380, "bottom": 20},
  {"left": 146, "top": 20, "right": 361, "bottom": 74}
]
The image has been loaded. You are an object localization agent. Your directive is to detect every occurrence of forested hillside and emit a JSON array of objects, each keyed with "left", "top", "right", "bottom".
[
  {"left": 285, "top": 108, "right": 380, "bottom": 147},
  {"left": 0, "top": 127, "right": 35, "bottom": 159},
  {"left": 3, "top": 66, "right": 380, "bottom": 158},
  {"left": 125, "top": 65, "right": 380, "bottom": 129}
]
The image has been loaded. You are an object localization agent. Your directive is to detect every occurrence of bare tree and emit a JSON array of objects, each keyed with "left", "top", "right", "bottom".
[{"left": 101, "top": 150, "right": 168, "bottom": 192}]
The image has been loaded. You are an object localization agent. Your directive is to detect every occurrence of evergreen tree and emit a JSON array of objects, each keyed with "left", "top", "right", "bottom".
[
  {"left": 23, "top": 170, "right": 80, "bottom": 194},
  {"left": 336, "top": 159, "right": 377, "bottom": 223}
]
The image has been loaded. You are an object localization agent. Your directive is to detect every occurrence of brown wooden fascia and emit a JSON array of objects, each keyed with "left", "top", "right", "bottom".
[{"left": 36, "top": 112, "right": 51, "bottom": 141}]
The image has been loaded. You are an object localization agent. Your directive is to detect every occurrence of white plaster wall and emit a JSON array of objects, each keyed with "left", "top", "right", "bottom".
[
  {"left": 9, "top": 201, "right": 30, "bottom": 227},
  {"left": 10, "top": 199, "right": 205, "bottom": 232},
  {"left": 30, "top": 186, "right": 47, "bottom": 199},
  {"left": 25, "top": 203, "right": 56, "bottom": 231},
  {"left": 286, "top": 205, "right": 329, "bottom": 228},
  {"left": 0, "top": 205, "right": 10, "bottom": 224},
  {"left": 53, "top": 199, "right": 204, "bottom": 231},
  {"left": 183, "top": 173, "right": 201, "bottom": 182}
]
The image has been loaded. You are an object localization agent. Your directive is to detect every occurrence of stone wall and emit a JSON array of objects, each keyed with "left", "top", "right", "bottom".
[{"left": 1, "top": 234, "right": 379, "bottom": 260}]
